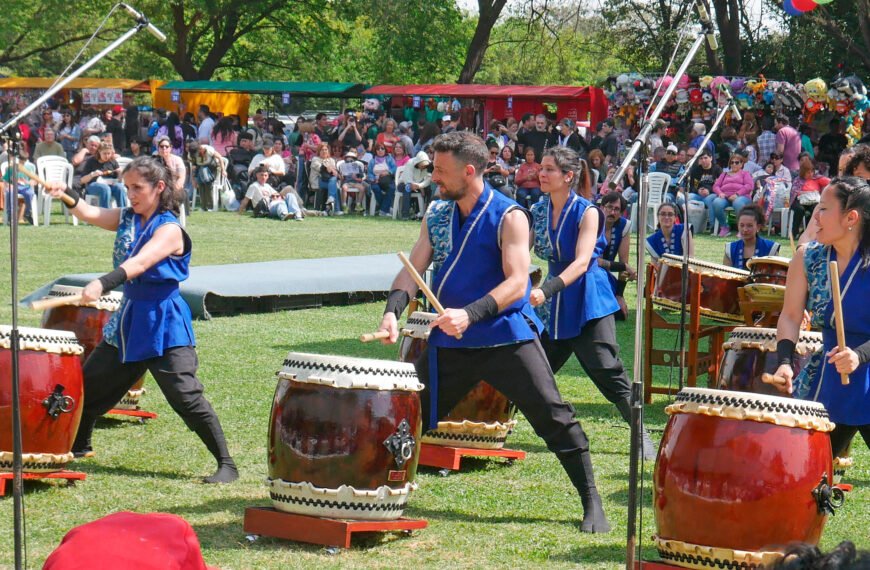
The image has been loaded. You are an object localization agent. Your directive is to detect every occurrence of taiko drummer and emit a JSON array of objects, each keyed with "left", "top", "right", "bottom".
[{"left": 48, "top": 157, "right": 238, "bottom": 484}]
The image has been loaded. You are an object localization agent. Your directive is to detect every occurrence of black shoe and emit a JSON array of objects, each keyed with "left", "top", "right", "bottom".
[{"left": 72, "top": 448, "right": 95, "bottom": 459}]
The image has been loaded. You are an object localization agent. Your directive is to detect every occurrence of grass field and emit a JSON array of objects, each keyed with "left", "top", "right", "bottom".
[{"left": 0, "top": 211, "right": 867, "bottom": 569}]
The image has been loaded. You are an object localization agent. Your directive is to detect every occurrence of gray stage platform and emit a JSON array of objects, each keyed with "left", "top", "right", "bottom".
[{"left": 23, "top": 254, "right": 404, "bottom": 320}]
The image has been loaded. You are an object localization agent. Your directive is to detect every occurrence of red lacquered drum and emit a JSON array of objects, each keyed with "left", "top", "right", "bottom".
[
  {"left": 719, "top": 327, "right": 823, "bottom": 396},
  {"left": 0, "top": 326, "right": 84, "bottom": 473},
  {"left": 747, "top": 255, "right": 791, "bottom": 286},
  {"left": 654, "top": 255, "right": 750, "bottom": 322},
  {"left": 40, "top": 284, "right": 145, "bottom": 411},
  {"left": 654, "top": 387, "right": 840, "bottom": 569},
  {"left": 400, "top": 311, "right": 517, "bottom": 449},
  {"left": 268, "top": 352, "right": 423, "bottom": 520}
]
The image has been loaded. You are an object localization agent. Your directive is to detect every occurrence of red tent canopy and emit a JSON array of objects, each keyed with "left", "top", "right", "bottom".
[{"left": 362, "top": 84, "right": 608, "bottom": 128}]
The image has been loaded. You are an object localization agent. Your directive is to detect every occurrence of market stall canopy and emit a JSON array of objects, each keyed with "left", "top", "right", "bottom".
[
  {"left": 362, "top": 84, "right": 596, "bottom": 98},
  {"left": 158, "top": 80, "right": 367, "bottom": 98},
  {"left": 0, "top": 77, "right": 150, "bottom": 91}
]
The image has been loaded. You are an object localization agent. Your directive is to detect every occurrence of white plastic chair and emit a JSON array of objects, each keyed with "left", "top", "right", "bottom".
[
  {"left": 590, "top": 168, "right": 599, "bottom": 196},
  {"left": 1, "top": 162, "right": 39, "bottom": 226},
  {"left": 191, "top": 156, "right": 224, "bottom": 212},
  {"left": 36, "top": 156, "right": 76, "bottom": 226},
  {"left": 629, "top": 172, "right": 669, "bottom": 232},
  {"left": 392, "top": 165, "right": 425, "bottom": 220}
]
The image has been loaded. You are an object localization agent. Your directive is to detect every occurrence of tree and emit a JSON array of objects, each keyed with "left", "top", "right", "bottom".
[{"left": 458, "top": 0, "right": 509, "bottom": 83}]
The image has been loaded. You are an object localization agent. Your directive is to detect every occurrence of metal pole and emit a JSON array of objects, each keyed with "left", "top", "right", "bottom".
[
  {"left": 623, "top": 24, "right": 713, "bottom": 570},
  {"left": 677, "top": 101, "right": 735, "bottom": 186}
]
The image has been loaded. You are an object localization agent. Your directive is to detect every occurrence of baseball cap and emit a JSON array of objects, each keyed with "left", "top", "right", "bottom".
[
  {"left": 441, "top": 115, "right": 451, "bottom": 122},
  {"left": 344, "top": 150, "right": 357, "bottom": 159},
  {"left": 112, "top": 105, "right": 124, "bottom": 114},
  {"left": 666, "top": 144, "right": 679, "bottom": 154}
]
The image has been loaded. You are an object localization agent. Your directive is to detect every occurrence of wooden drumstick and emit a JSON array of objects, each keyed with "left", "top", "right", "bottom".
[
  {"left": 829, "top": 261, "right": 850, "bottom": 386},
  {"left": 30, "top": 294, "right": 83, "bottom": 311},
  {"left": 397, "top": 251, "right": 461, "bottom": 339},
  {"left": 761, "top": 372, "right": 787, "bottom": 387},
  {"left": 16, "top": 168, "right": 77, "bottom": 207},
  {"left": 359, "top": 331, "right": 390, "bottom": 343}
]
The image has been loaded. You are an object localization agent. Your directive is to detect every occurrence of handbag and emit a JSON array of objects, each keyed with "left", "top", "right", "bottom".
[
  {"left": 488, "top": 174, "right": 507, "bottom": 188},
  {"left": 797, "top": 191, "right": 820, "bottom": 206},
  {"left": 196, "top": 164, "right": 216, "bottom": 185}
]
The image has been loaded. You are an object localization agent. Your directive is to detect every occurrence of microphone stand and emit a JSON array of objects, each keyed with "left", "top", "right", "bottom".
[
  {"left": 1, "top": 8, "right": 163, "bottom": 569},
  {"left": 613, "top": 22, "right": 714, "bottom": 570}
]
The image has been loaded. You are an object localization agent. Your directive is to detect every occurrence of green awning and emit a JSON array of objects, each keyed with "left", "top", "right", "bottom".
[{"left": 157, "top": 80, "right": 367, "bottom": 97}]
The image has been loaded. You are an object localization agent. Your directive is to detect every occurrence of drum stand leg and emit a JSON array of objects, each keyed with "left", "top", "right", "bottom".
[
  {"left": 106, "top": 408, "right": 158, "bottom": 421},
  {"left": 417, "top": 444, "right": 526, "bottom": 471},
  {"left": 0, "top": 470, "right": 87, "bottom": 497},
  {"left": 242, "top": 507, "right": 427, "bottom": 549}
]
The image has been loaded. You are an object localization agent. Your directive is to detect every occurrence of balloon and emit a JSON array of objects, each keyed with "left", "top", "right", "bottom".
[
  {"left": 815, "top": 0, "right": 834, "bottom": 4},
  {"left": 792, "top": 0, "right": 818, "bottom": 10},
  {"left": 783, "top": 0, "right": 806, "bottom": 15}
]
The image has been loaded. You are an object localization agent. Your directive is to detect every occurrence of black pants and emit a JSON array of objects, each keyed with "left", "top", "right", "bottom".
[
  {"left": 75, "top": 342, "right": 224, "bottom": 445},
  {"left": 789, "top": 201, "right": 816, "bottom": 238},
  {"left": 830, "top": 423, "right": 870, "bottom": 458},
  {"left": 541, "top": 315, "right": 631, "bottom": 405},
  {"left": 415, "top": 338, "right": 589, "bottom": 455}
]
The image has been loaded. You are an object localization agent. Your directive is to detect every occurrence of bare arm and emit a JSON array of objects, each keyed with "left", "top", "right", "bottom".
[
  {"left": 47, "top": 186, "right": 121, "bottom": 230},
  {"left": 618, "top": 227, "right": 636, "bottom": 279},
  {"left": 118, "top": 223, "right": 184, "bottom": 278},
  {"left": 770, "top": 247, "right": 809, "bottom": 394},
  {"left": 531, "top": 208, "right": 599, "bottom": 306}
]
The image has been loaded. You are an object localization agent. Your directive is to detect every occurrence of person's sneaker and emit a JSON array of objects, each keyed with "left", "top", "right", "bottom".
[
  {"left": 294, "top": 213, "right": 304, "bottom": 221},
  {"left": 73, "top": 448, "right": 96, "bottom": 459},
  {"left": 335, "top": 210, "right": 345, "bottom": 216},
  {"left": 282, "top": 212, "right": 295, "bottom": 221},
  {"left": 718, "top": 227, "right": 732, "bottom": 238}
]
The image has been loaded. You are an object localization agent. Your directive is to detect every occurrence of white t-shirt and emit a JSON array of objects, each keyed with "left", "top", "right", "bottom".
[
  {"left": 245, "top": 181, "right": 276, "bottom": 208},
  {"left": 248, "top": 153, "right": 285, "bottom": 175},
  {"left": 337, "top": 159, "right": 365, "bottom": 181},
  {"left": 198, "top": 116, "right": 215, "bottom": 144}
]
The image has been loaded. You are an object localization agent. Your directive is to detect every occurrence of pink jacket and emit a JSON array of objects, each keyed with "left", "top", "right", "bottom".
[{"left": 713, "top": 170, "right": 753, "bottom": 198}]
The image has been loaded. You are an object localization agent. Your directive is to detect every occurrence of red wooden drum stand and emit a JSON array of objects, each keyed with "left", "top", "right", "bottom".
[
  {"left": 40, "top": 285, "right": 154, "bottom": 419},
  {"left": 267, "top": 352, "right": 423, "bottom": 521},
  {"left": 654, "top": 388, "right": 842, "bottom": 569},
  {"left": 400, "top": 311, "right": 517, "bottom": 450},
  {"left": 0, "top": 326, "right": 84, "bottom": 473}
]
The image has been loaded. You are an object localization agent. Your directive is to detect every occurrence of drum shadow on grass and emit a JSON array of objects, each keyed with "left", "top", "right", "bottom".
[
  {"left": 272, "top": 338, "right": 398, "bottom": 361},
  {"left": 77, "top": 462, "right": 191, "bottom": 481},
  {"left": 404, "top": 504, "right": 576, "bottom": 528}
]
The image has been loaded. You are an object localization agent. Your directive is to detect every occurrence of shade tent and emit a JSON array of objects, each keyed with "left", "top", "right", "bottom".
[
  {"left": 362, "top": 83, "right": 609, "bottom": 129},
  {"left": 0, "top": 77, "right": 150, "bottom": 91},
  {"left": 158, "top": 81, "right": 367, "bottom": 98},
  {"left": 151, "top": 80, "right": 251, "bottom": 126}
]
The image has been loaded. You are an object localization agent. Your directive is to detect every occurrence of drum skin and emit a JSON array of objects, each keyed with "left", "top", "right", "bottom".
[
  {"left": 747, "top": 257, "right": 790, "bottom": 287},
  {"left": 0, "top": 349, "right": 84, "bottom": 458},
  {"left": 42, "top": 304, "right": 145, "bottom": 393},
  {"left": 400, "top": 335, "right": 513, "bottom": 424},
  {"left": 268, "top": 378, "right": 421, "bottom": 490},
  {"left": 654, "top": 413, "right": 832, "bottom": 551}
]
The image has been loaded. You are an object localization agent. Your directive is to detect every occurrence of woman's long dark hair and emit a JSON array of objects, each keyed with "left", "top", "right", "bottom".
[
  {"left": 123, "top": 156, "right": 182, "bottom": 217},
  {"left": 213, "top": 116, "right": 234, "bottom": 140},
  {"left": 164, "top": 112, "right": 181, "bottom": 148},
  {"left": 826, "top": 176, "right": 870, "bottom": 268}
]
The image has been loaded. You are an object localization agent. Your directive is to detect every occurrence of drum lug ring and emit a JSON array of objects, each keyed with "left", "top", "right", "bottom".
[
  {"left": 383, "top": 419, "right": 416, "bottom": 469},
  {"left": 812, "top": 474, "right": 845, "bottom": 515},
  {"left": 42, "top": 384, "right": 76, "bottom": 419}
]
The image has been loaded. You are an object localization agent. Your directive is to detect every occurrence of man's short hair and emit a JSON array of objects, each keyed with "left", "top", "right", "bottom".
[
  {"left": 600, "top": 191, "right": 627, "bottom": 212},
  {"left": 775, "top": 113, "right": 790, "bottom": 125},
  {"left": 238, "top": 132, "right": 254, "bottom": 142},
  {"left": 521, "top": 113, "right": 533, "bottom": 123},
  {"left": 255, "top": 164, "right": 270, "bottom": 175},
  {"left": 761, "top": 115, "right": 775, "bottom": 131},
  {"left": 315, "top": 113, "right": 327, "bottom": 121},
  {"left": 198, "top": 104, "right": 210, "bottom": 114},
  {"left": 432, "top": 131, "right": 488, "bottom": 174}
]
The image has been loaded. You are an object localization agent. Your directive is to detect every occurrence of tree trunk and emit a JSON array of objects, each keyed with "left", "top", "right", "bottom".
[
  {"left": 457, "top": 0, "right": 508, "bottom": 84},
  {"left": 710, "top": 0, "right": 741, "bottom": 75}
]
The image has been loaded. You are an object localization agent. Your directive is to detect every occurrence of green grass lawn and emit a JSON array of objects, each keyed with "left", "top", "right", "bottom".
[{"left": 0, "top": 211, "right": 867, "bottom": 569}]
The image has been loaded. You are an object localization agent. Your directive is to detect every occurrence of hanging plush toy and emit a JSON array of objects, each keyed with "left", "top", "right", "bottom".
[
  {"left": 699, "top": 75, "right": 714, "bottom": 89},
  {"left": 675, "top": 89, "right": 690, "bottom": 120},
  {"left": 689, "top": 88, "right": 704, "bottom": 121},
  {"left": 702, "top": 90, "right": 716, "bottom": 121},
  {"left": 710, "top": 76, "right": 730, "bottom": 105}
]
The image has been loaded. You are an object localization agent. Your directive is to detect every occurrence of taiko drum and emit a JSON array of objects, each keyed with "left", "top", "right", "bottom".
[{"left": 653, "top": 255, "right": 749, "bottom": 322}]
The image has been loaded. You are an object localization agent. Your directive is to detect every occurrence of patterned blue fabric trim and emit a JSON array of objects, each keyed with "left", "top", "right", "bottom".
[
  {"left": 426, "top": 200, "right": 454, "bottom": 275},
  {"left": 531, "top": 197, "right": 552, "bottom": 260},
  {"left": 793, "top": 242, "right": 829, "bottom": 398},
  {"left": 103, "top": 208, "right": 136, "bottom": 348}
]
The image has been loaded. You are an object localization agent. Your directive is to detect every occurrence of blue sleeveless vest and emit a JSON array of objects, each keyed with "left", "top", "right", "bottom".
[
  {"left": 727, "top": 236, "right": 779, "bottom": 270},
  {"left": 602, "top": 217, "right": 629, "bottom": 262},
  {"left": 112, "top": 210, "right": 195, "bottom": 363},
  {"left": 426, "top": 184, "right": 541, "bottom": 349},
  {"left": 531, "top": 194, "right": 619, "bottom": 340},
  {"left": 646, "top": 224, "right": 686, "bottom": 260}
]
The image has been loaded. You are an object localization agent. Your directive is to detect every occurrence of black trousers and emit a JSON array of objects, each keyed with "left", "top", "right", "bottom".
[
  {"left": 77, "top": 342, "right": 222, "bottom": 437},
  {"left": 415, "top": 338, "right": 590, "bottom": 455},
  {"left": 789, "top": 201, "right": 816, "bottom": 238},
  {"left": 830, "top": 423, "right": 870, "bottom": 458},
  {"left": 541, "top": 315, "right": 631, "bottom": 405}
]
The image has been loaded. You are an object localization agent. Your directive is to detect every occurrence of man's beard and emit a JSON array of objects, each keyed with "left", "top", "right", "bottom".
[{"left": 439, "top": 181, "right": 468, "bottom": 201}]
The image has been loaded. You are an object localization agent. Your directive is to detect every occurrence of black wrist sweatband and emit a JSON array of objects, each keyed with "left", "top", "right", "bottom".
[
  {"left": 776, "top": 339, "right": 796, "bottom": 367},
  {"left": 609, "top": 261, "right": 627, "bottom": 272},
  {"left": 539, "top": 276, "right": 566, "bottom": 299},
  {"left": 384, "top": 289, "right": 410, "bottom": 318},
  {"left": 463, "top": 294, "right": 498, "bottom": 325},
  {"left": 97, "top": 267, "right": 128, "bottom": 294},
  {"left": 854, "top": 340, "right": 870, "bottom": 366},
  {"left": 64, "top": 187, "right": 81, "bottom": 208}
]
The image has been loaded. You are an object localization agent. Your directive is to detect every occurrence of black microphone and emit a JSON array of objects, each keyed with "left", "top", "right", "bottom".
[
  {"left": 696, "top": 1, "right": 718, "bottom": 51},
  {"left": 120, "top": 3, "right": 167, "bottom": 42}
]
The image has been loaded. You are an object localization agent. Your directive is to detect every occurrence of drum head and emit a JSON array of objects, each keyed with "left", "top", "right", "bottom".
[
  {"left": 0, "top": 325, "right": 84, "bottom": 355},
  {"left": 47, "top": 284, "right": 123, "bottom": 311},
  {"left": 278, "top": 352, "right": 423, "bottom": 391},
  {"left": 746, "top": 256, "right": 791, "bottom": 271},
  {"left": 401, "top": 311, "right": 436, "bottom": 340}
]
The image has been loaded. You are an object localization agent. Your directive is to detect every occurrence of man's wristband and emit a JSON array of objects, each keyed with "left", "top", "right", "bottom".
[
  {"left": 854, "top": 340, "right": 870, "bottom": 366},
  {"left": 539, "top": 276, "right": 566, "bottom": 300},
  {"left": 97, "top": 267, "right": 128, "bottom": 294},
  {"left": 776, "top": 338, "right": 796, "bottom": 367},
  {"left": 463, "top": 294, "right": 498, "bottom": 325},
  {"left": 64, "top": 187, "right": 81, "bottom": 208},
  {"left": 609, "top": 261, "right": 627, "bottom": 273},
  {"left": 384, "top": 289, "right": 410, "bottom": 318}
]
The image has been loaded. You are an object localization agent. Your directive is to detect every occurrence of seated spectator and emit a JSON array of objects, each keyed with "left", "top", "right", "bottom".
[
  {"left": 33, "top": 128, "right": 66, "bottom": 161},
  {"left": 587, "top": 149, "right": 607, "bottom": 186},
  {"left": 515, "top": 147, "right": 542, "bottom": 208},
  {"left": 273, "top": 138, "right": 296, "bottom": 189},
  {"left": 483, "top": 143, "right": 511, "bottom": 198},
  {"left": 210, "top": 117, "right": 237, "bottom": 157},
  {"left": 392, "top": 143, "right": 410, "bottom": 168},
  {"left": 336, "top": 110, "right": 362, "bottom": 155},
  {"left": 367, "top": 144, "right": 396, "bottom": 217},
  {"left": 399, "top": 150, "right": 432, "bottom": 219},
  {"left": 689, "top": 122, "right": 715, "bottom": 155},
  {"left": 375, "top": 119, "right": 400, "bottom": 154},
  {"left": 337, "top": 149, "right": 368, "bottom": 212},
  {"left": 245, "top": 112, "right": 266, "bottom": 150},
  {"left": 187, "top": 140, "right": 223, "bottom": 211},
  {"left": 123, "top": 137, "right": 149, "bottom": 159},
  {"left": 397, "top": 121, "right": 415, "bottom": 157},
  {"left": 228, "top": 132, "right": 256, "bottom": 184},
  {"left": 57, "top": 111, "right": 81, "bottom": 160},
  {"left": 157, "top": 112, "right": 184, "bottom": 156},
  {"left": 248, "top": 134, "right": 285, "bottom": 185},
  {"left": 2, "top": 146, "right": 37, "bottom": 224},
  {"left": 789, "top": 154, "right": 830, "bottom": 238},
  {"left": 498, "top": 145, "right": 519, "bottom": 196},
  {"left": 155, "top": 135, "right": 188, "bottom": 211},
  {"left": 238, "top": 165, "right": 303, "bottom": 220},
  {"left": 708, "top": 153, "right": 754, "bottom": 237},
  {"left": 309, "top": 142, "right": 341, "bottom": 215},
  {"left": 685, "top": 149, "right": 721, "bottom": 203},
  {"left": 81, "top": 142, "right": 127, "bottom": 209},
  {"left": 651, "top": 144, "right": 686, "bottom": 201}
]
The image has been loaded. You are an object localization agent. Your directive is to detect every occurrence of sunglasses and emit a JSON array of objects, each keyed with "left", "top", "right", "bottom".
[
  {"left": 730, "top": 160, "right": 741, "bottom": 165},
  {"left": 158, "top": 144, "right": 171, "bottom": 149}
]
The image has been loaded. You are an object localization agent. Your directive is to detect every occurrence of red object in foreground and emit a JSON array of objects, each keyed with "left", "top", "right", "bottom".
[
  {"left": 418, "top": 444, "right": 526, "bottom": 471},
  {"left": 243, "top": 506, "right": 427, "bottom": 549},
  {"left": 42, "top": 511, "right": 217, "bottom": 570},
  {"left": 0, "top": 470, "right": 86, "bottom": 497},
  {"left": 654, "top": 388, "right": 835, "bottom": 568}
]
